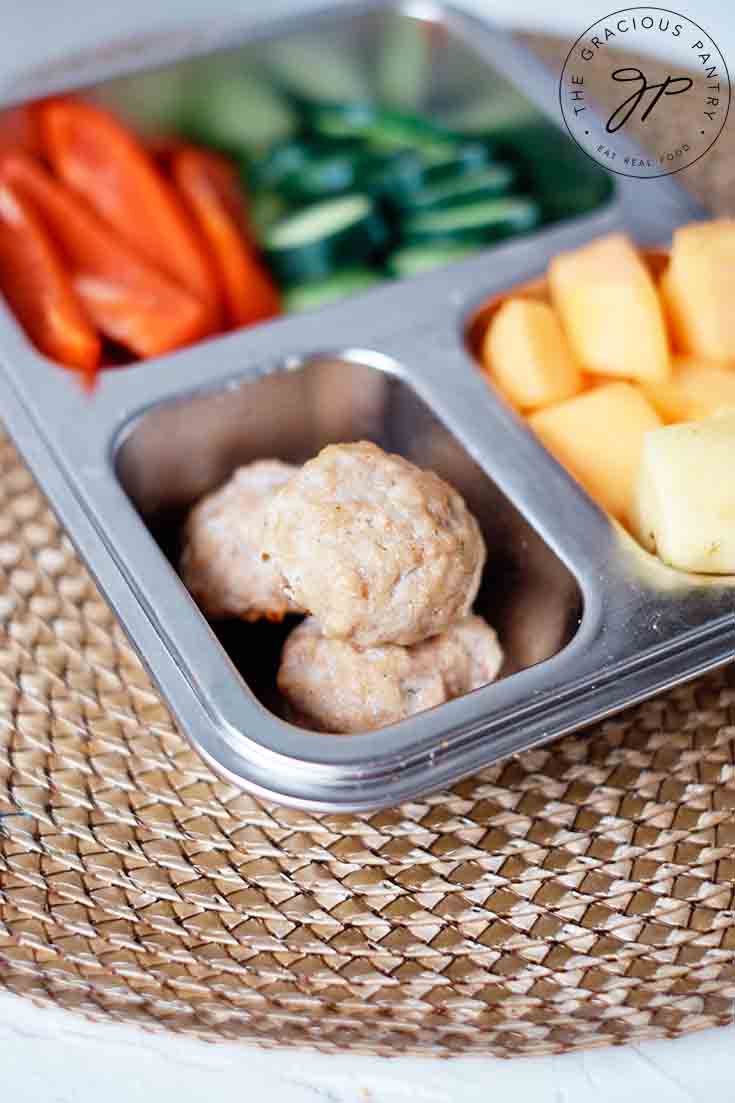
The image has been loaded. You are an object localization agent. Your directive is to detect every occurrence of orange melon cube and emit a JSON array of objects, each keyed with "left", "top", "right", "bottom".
[
  {"left": 642, "top": 357, "right": 735, "bottom": 423},
  {"left": 660, "top": 219, "right": 735, "bottom": 361},
  {"left": 528, "top": 381, "right": 662, "bottom": 526},
  {"left": 548, "top": 233, "right": 671, "bottom": 383},
  {"left": 482, "top": 298, "right": 583, "bottom": 411}
]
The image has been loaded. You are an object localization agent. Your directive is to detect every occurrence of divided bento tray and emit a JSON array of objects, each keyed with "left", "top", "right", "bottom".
[{"left": 0, "top": 0, "right": 730, "bottom": 811}]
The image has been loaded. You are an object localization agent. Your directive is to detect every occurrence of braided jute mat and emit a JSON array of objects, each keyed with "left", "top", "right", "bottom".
[{"left": 1, "top": 37, "right": 735, "bottom": 1060}]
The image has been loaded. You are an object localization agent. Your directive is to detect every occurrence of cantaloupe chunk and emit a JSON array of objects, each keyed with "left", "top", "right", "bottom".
[
  {"left": 548, "top": 233, "right": 671, "bottom": 383},
  {"left": 482, "top": 298, "right": 583, "bottom": 411},
  {"left": 633, "top": 412, "right": 735, "bottom": 573},
  {"left": 529, "top": 381, "right": 661, "bottom": 526},
  {"left": 660, "top": 220, "right": 735, "bottom": 361},
  {"left": 642, "top": 357, "right": 735, "bottom": 423}
]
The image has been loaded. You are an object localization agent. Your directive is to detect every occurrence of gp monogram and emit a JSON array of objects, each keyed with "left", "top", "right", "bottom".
[{"left": 559, "top": 8, "right": 730, "bottom": 178}]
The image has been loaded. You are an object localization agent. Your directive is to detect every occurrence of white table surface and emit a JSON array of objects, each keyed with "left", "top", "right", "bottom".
[
  {"left": 3, "top": 0, "right": 735, "bottom": 1099},
  {"left": 3, "top": 991, "right": 734, "bottom": 1103}
]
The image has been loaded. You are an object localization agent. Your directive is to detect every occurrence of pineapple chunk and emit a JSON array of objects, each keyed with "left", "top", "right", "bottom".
[
  {"left": 529, "top": 382, "right": 661, "bottom": 526},
  {"left": 633, "top": 413, "right": 735, "bottom": 573},
  {"left": 482, "top": 298, "right": 583, "bottom": 411},
  {"left": 642, "top": 357, "right": 735, "bottom": 422},
  {"left": 661, "top": 220, "right": 735, "bottom": 361},
  {"left": 548, "top": 233, "right": 671, "bottom": 383}
]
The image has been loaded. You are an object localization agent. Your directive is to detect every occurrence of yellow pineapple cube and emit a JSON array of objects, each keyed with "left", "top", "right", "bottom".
[{"left": 633, "top": 412, "right": 735, "bottom": 573}]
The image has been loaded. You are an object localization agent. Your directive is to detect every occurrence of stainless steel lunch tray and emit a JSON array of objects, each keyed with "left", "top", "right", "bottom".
[{"left": 0, "top": 0, "right": 730, "bottom": 812}]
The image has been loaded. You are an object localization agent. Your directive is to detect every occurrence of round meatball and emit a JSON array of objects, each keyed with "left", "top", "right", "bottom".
[
  {"left": 278, "top": 614, "right": 503, "bottom": 733},
  {"left": 263, "top": 441, "right": 486, "bottom": 647},
  {"left": 181, "top": 460, "right": 302, "bottom": 621}
]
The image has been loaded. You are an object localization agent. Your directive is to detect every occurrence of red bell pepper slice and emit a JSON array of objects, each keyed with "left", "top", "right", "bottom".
[
  {"left": 171, "top": 147, "right": 280, "bottom": 328},
  {"left": 1, "top": 154, "right": 211, "bottom": 359},
  {"left": 39, "top": 99, "right": 222, "bottom": 331},
  {"left": 0, "top": 179, "right": 100, "bottom": 385}
]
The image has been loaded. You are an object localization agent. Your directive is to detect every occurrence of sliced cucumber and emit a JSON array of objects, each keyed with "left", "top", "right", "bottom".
[
  {"left": 248, "top": 139, "right": 314, "bottom": 191},
  {"left": 420, "top": 141, "right": 492, "bottom": 184},
  {"left": 403, "top": 163, "right": 516, "bottom": 212},
  {"left": 264, "top": 194, "right": 387, "bottom": 284},
  {"left": 364, "top": 111, "right": 459, "bottom": 159},
  {"left": 441, "top": 105, "right": 613, "bottom": 223},
  {"left": 307, "top": 102, "right": 376, "bottom": 144},
  {"left": 402, "top": 196, "right": 540, "bottom": 245},
  {"left": 385, "top": 241, "right": 479, "bottom": 278},
  {"left": 362, "top": 149, "right": 427, "bottom": 207},
  {"left": 281, "top": 148, "right": 366, "bottom": 204},
  {"left": 489, "top": 121, "right": 613, "bottom": 222},
  {"left": 284, "top": 268, "right": 383, "bottom": 312}
]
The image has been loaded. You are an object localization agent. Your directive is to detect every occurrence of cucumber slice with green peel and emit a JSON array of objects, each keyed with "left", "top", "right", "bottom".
[
  {"left": 438, "top": 102, "right": 613, "bottom": 223},
  {"left": 280, "top": 148, "right": 367, "bottom": 204},
  {"left": 420, "top": 141, "right": 492, "bottom": 184},
  {"left": 488, "top": 121, "right": 614, "bottom": 222},
  {"left": 403, "top": 163, "right": 516, "bottom": 212},
  {"left": 181, "top": 71, "right": 297, "bottom": 155},
  {"left": 284, "top": 268, "right": 383, "bottom": 312},
  {"left": 361, "top": 149, "right": 427, "bottom": 207},
  {"left": 402, "top": 196, "right": 540, "bottom": 244},
  {"left": 249, "top": 135, "right": 369, "bottom": 193},
  {"left": 306, "top": 102, "right": 376, "bottom": 143},
  {"left": 363, "top": 111, "right": 460, "bottom": 159},
  {"left": 264, "top": 194, "right": 387, "bottom": 284},
  {"left": 385, "top": 241, "right": 479, "bottom": 278},
  {"left": 248, "top": 139, "right": 314, "bottom": 191},
  {"left": 365, "top": 147, "right": 500, "bottom": 210}
]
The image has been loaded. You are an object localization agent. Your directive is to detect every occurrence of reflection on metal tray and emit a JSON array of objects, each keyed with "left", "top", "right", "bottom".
[{"left": 0, "top": 0, "right": 727, "bottom": 811}]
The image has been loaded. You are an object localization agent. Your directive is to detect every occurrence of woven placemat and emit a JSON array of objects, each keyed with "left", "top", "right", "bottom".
[
  {"left": 2, "top": 438, "right": 735, "bottom": 1060},
  {"left": 1, "top": 34, "right": 735, "bottom": 1059}
]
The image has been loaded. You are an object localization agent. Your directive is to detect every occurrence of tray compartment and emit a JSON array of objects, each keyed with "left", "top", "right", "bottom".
[
  {"left": 116, "top": 354, "right": 582, "bottom": 723},
  {"left": 464, "top": 248, "right": 735, "bottom": 580},
  {"left": 0, "top": 4, "right": 616, "bottom": 372}
]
